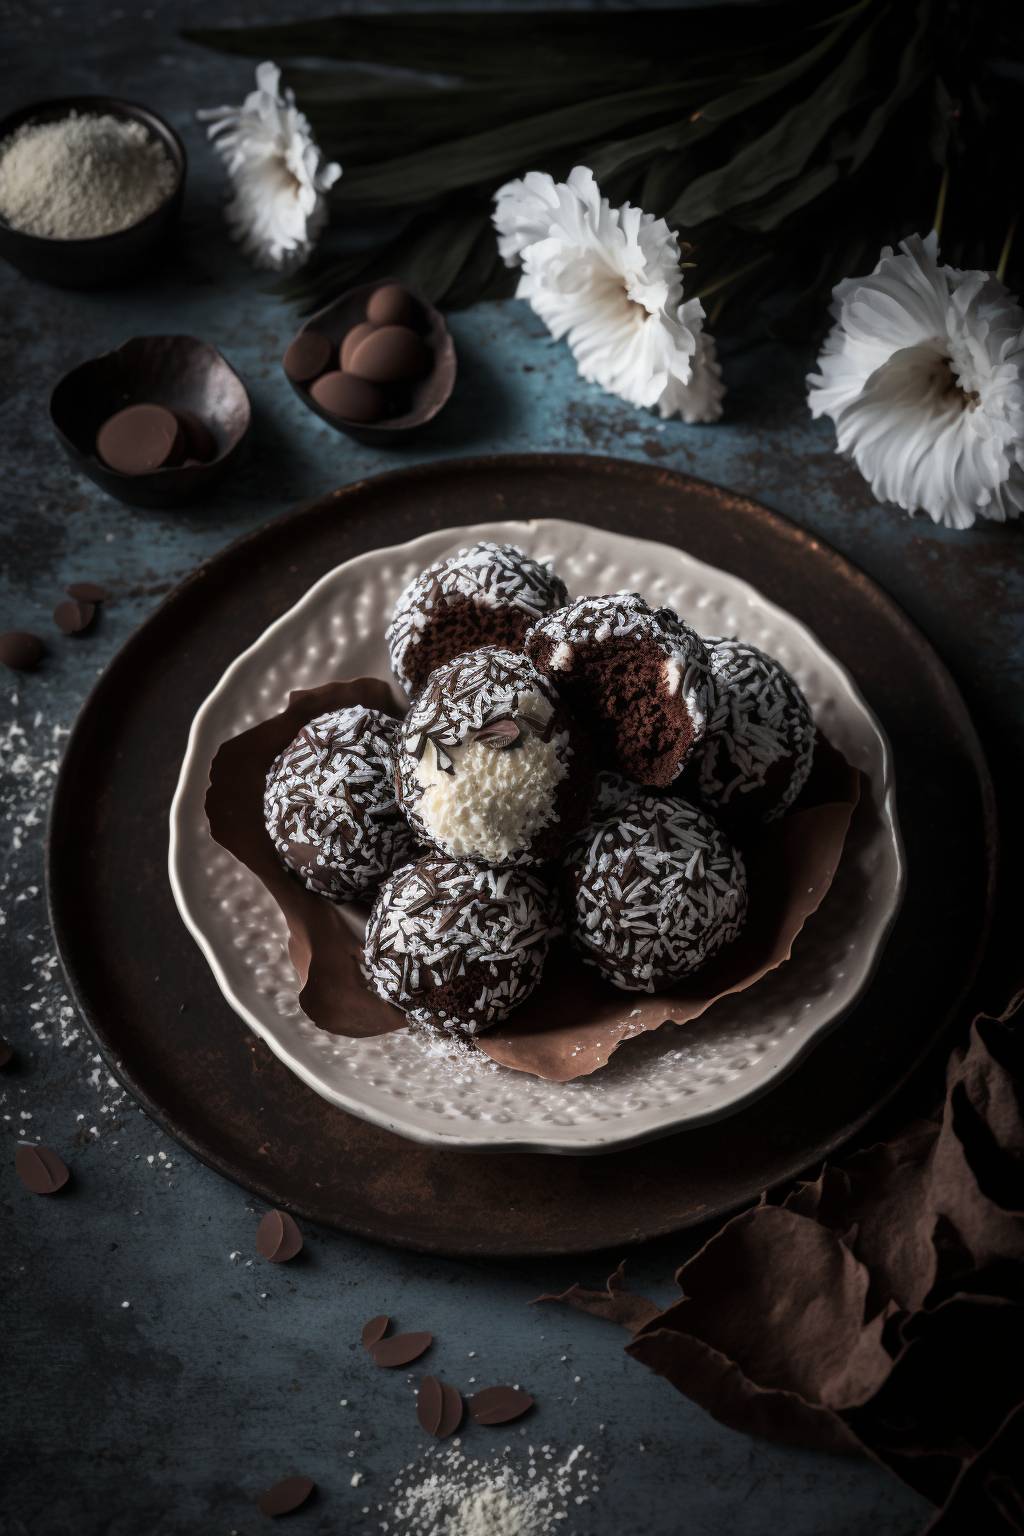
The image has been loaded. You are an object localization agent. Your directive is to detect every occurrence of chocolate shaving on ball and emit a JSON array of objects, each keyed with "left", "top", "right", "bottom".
[
  {"left": 370, "top": 1331, "right": 433, "bottom": 1368},
  {"left": 469, "top": 1386, "right": 535, "bottom": 1425},
  {"left": 257, "top": 1475, "right": 315, "bottom": 1518},
  {"left": 474, "top": 717, "right": 521, "bottom": 748},
  {"left": 255, "top": 1209, "right": 303, "bottom": 1263},
  {"left": 15, "top": 1144, "right": 70, "bottom": 1195}
]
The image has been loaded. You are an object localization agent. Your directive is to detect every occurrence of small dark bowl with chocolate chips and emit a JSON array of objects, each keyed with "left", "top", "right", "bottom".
[
  {"left": 283, "top": 278, "right": 457, "bottom": 446},
  {"left": 50, "top": 335, "right": 251, "bottom": 507}
]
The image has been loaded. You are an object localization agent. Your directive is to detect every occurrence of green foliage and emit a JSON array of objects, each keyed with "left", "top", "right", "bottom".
[{"left": 185, "top": 1, "right": 1023, "bottom": 334}]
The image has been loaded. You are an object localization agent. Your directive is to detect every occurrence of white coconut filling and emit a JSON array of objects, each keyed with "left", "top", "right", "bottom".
[{"left": 412, "top": 728, "right": 569, "bottom": 863}]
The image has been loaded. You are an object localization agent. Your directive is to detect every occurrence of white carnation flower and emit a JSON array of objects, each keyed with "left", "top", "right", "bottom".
[
  {"left": 808, "top": 232, "right": 1024, "bottom": 529},
  {"left": 199, "top": 61, "right": 341, "bottom": 273},
  {"left": 494, "top": 166, "right": 723, "bottom": 420}
]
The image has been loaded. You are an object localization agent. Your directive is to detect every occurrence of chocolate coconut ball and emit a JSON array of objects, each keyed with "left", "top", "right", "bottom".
[
  {"left": 387, "top": 541, "right": 569, "bottom": 697},
  {"left": 525, "top": 593, "right": 711, "bottom": 788},
  {"left": 563, "top": 792, "right": 747, "bottom": 991},
  {"left": 364, "top": 856, "right": 559, "bottom": 1036},
  {"left": 695, "top": 637, "right": 816, "bottom": 823},
  {"left": 264, "top": 706, "right": 416, "bottom": 902},
  {"left": 395, "top": 647, "right": 591, "bottom": 867}
]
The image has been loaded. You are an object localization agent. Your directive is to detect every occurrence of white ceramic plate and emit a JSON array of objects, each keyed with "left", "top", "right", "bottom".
[{"left": 168, "top": 519, "right": 904, "bottom": 1155}]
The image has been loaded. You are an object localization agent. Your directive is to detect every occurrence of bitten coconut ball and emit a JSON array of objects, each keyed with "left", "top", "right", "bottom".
[
  {"left": 525, "top": 593, "right": 711, "bottom": 787},
  {"left": 395, "top": 647, "right": 591, "bottom": 866},
  {"left": 264, "top": 706, "right": 416, "bottom": 902},
  {"left": 386, "top": 541, "right": 569, "bottom": 697},
  {"left": 563, "top": 793, "right": 747, "bottom": 991},
  {"left": 364, "top": 856, "right": 559, "bottom": 1036},
  {"left": 695, "top": 637, "right": 816, "bottom": 823}
]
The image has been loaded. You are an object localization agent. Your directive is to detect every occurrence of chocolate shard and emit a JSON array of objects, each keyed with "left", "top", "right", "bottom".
[
  {"left": 15, "top": 1144, "right": 70, "bottom": 1196},
  {"left": 437, "top": 1381, "right": 464, "bottom": 1439},
  {"left": 416, "top": 1375, "right": 444, "bottom": 1435},
  {"left": 256, "top": 1475, "right": 315, "bottom": 1518},
  {"left": 0, "top": 1037, "right": 14, "bottom": 1069},
  {"left": 255, "top": 1209, "right": 303, "bottom": 1263},
  {"left": 361, "top": 1314, "right": 390, "bottom": 1349},
  {"left": 468, "top": 1385, "right": 535, "bottom": 1425},
  {"left": 370, "top": 1331, "right": 433, "bottom": 1368},
  {"left": 0, "top": 631, "right": 45, "bottom": 671}
]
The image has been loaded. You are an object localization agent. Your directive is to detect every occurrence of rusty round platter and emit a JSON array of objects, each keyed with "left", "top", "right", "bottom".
[{"left": 47, "top": 455, "right": 996, "bottom": 1257}]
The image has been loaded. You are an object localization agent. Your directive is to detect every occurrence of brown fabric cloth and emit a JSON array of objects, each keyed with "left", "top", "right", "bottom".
[{"left": 537, "top": 992, "right": 1024, "bottom": 1533}]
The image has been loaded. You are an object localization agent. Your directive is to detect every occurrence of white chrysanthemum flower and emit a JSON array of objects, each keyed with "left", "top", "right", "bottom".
[
  {"left": 494, "top": 166, "right": 723, "bottom": 420},
  {"left": 199, "top": 61, "right": 341, "bottom": 273},
  {"left": 808, "top": 232, "right": 1024, "bottom": 529}
]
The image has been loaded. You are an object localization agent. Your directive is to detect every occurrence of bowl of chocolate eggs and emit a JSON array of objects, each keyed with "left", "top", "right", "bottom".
[{"left": 282, "top": 279, "right": 456, "bottom": 445}]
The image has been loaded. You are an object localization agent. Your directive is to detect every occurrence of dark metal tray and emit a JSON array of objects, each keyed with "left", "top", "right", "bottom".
[{"left": 47, "top": 455, "right": 996, "bottom": 1255}]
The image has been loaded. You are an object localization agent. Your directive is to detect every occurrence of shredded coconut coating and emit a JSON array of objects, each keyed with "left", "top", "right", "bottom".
[
  {"left": 364, "top": 856, "right": 559, "bottom": 1036},
  {"left": 0, "top": 112, "right": 177, "bottom": 239},
  {"left": 563, "top": 792, "right": 747, "bottom": 991},
  {"left": 396, "top": 647, "right": 580, "bottom": 866},
  {"left": 264, "top": 706, "right": 415, "bottom": 902},
  {"left": 386, "top": 542, "right": 568, "bottom": 695},
  {"left": 697, "top": 637, "right": 816, "bottom": 821}
]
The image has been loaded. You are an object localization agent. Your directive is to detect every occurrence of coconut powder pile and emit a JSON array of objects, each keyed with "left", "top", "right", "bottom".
[
  {"left": 0, "top": 112, "right": 176, "bottom": 238},
  {"left": 377, "top": 1441, "right": 599, "bottom": 1534}
]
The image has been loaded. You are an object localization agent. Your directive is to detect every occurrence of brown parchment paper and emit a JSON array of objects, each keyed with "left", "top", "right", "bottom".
[{"left": 205, "top": 679, "right": 860, "bottom": 1078}]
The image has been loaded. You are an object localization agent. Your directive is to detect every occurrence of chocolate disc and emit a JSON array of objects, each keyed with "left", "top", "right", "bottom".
[
  {"left": 283, "top": 330, "right": 333, "bottom": 384},
  {"left": 54, "top": 599, "right": 95, "bottom": 636},
  {"left": 468, "top": 1385, "right": 535, "bottom": 1425},
  {"left": 346, "top": 325, "right": 430, "bottom": 385},
  {"left": 0, "top": 631, "right": 45, "bottom": 671},
  {"left": 15, "top": 1144, "right": 70, "bottom": 1196},
  {"left": 361, "top": 1314, "right": 390, "bottom": 1349},
  {"left": 66, "top": 581, "right": 108, "bottom": 603},
  {"left": 96, "top": 403, "right": 184, "bottom": 475},
  {"left": 309, "top": 370, "right": 388, "bottom": 424},
  {"left": 257, "top": 1476, "right": 315, "bottom": 1518},
  {"left": 366, "top": 284, "right": 423, "bottom": 331},
  {"left": 437, "top": 1382, "right": 464, "bottom": 1439},
  {"left": 255, "top": 1208, "right": 303, "bottom": 1262},
  {"left": 369, "top": 1331, "right": 433, "bottom": 1368},
  {"left": 416, "top": 1375, "right": 444, "bottom": 1435},
  {"left": 175, "top": 409, "right": 218, "bottom": 465},
  {"left": 340, "top": 321, "right": 377, "bottom": 372}
]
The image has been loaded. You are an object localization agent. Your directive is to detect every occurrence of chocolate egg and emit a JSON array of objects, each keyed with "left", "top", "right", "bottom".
[
  {"left": 283, "top": 330, "right": 333, "bottom": 384},
  {"left": 340, "top": 321, "right": 377, "bottom": 372},
  {"left": 366, "top": 284, "right": 423, "bottom": 331},
  {"left": 96, "top": 403, "right": 184, "bottom": 474},
  {"left": 347, "top": 325, "right": 430, "bottom": 385},
  {"left": 310, "top": 370, "right": 388, "bottom": 424}
]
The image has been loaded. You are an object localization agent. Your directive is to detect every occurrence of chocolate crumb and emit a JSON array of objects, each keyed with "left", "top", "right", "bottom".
[
  {"left": 469, "top": 1385, "right": 535, "bottom": 1425},
  {"left": 54, "top": 599, "right": 95, "bottom": 636},
  {"left": 370, "top": 1331, "right": 433, "bottom": 1368},
  {"left": 361, "top": 1314, "right": 390, "bottom": 1349},
  {"left": 255, "top": 1209, "right": 303, "bottom": 1263},
  {"left": 0, "top": 631, "right": 45, "bottom": 671},
  {"left": 257, "top": 1475, "right": 315, "bottom": 1518},
  {"left": 15, "top": 1144, "right": 70, "bottom": 1196}
]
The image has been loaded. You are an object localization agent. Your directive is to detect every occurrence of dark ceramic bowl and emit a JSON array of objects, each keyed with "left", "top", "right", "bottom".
[
  {"left": 285, "top": 279, "right": 457, "bottom": 446},
  {"left": 50, "top": 336, "right": 251, "bottom": 509},
  {"left": 0, "top": 96, "right": 185, "bottom": 288}
]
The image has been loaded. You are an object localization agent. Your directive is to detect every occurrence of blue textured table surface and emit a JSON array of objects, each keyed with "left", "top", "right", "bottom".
[{"left": 3, "top": 5, "right": 1020, "bottom": 1534}]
